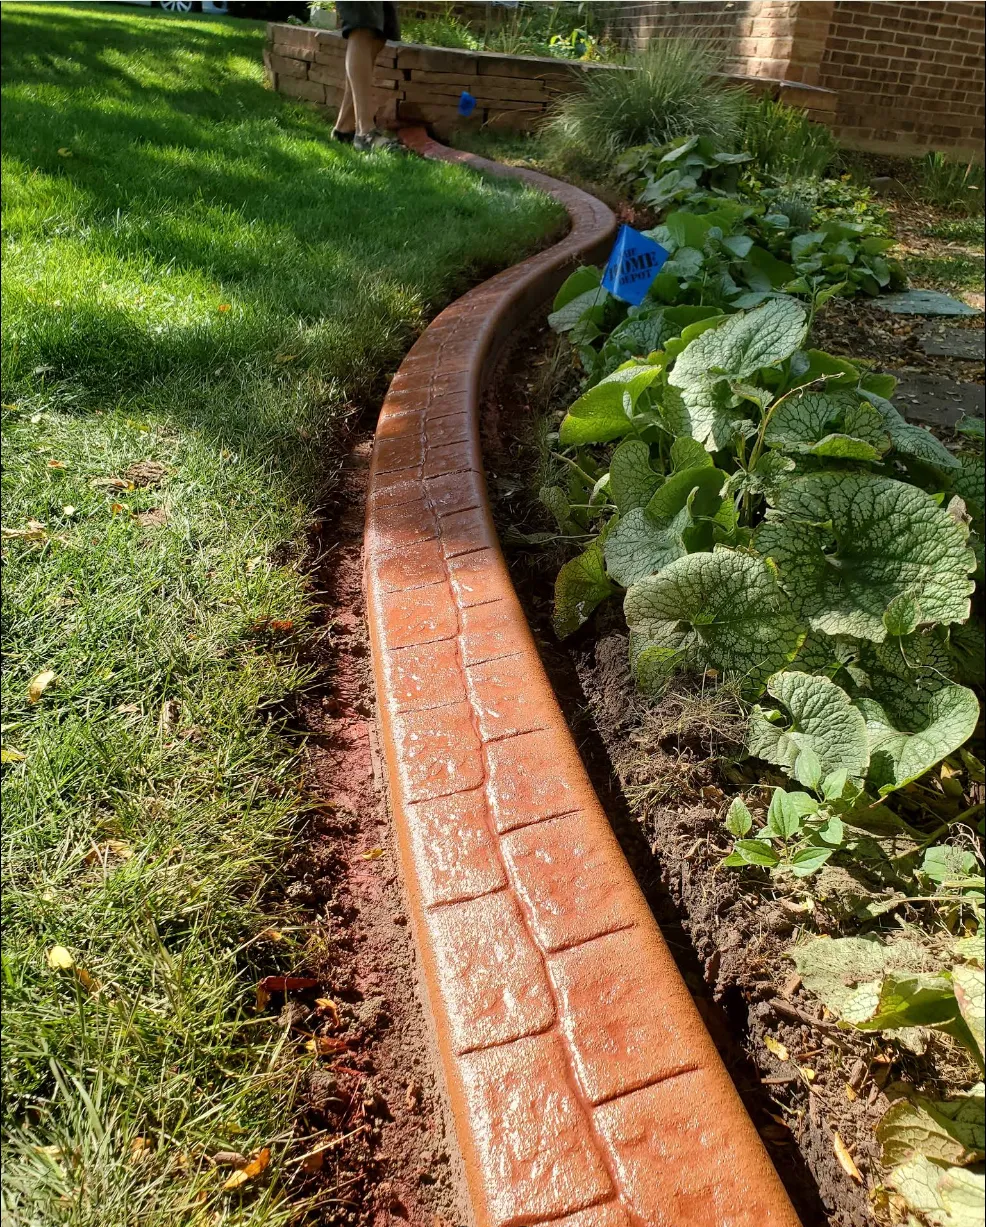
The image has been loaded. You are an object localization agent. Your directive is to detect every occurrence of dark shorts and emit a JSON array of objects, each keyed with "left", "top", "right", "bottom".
[{"left": 336, "top": 2, "right": 400, "bottom": 42}]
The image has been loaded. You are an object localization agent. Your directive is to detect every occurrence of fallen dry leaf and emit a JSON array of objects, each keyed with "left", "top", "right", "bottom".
[
  {"left": 217, "top": 303, "right": 231, "bottom": 314},
  {"left": 47, "top": 460, "right": 67, "bottom": 470},
  {"left": 2, "top": 747, "right": 27, "bottom": 764},
  {"left": 129, "top": 1137, "right": 153, "bottom": 1163},
  {"left": 91, "top": 477, "right": 133, "bottom": 491},
  {"left": 257, "top": 928, "right": 285, "bottom": 943},
  {"left": 28, "top": 670, "right": 56, "bottom": 704},
  {"left": 3, "top": 519, "right": 48, "bottom": 540},
  {"left": 85, "top": 839, "right": 133, "bottom": 864},
  {"left": 832, "top": 1131, "right": 863, "bottom": 1183},
  {"left": 360, "top": 847, "right": 385, "bottom": 861},
  {"left": 798, "top": 1066, "right": 817, "bottom": 1082},
  {"left": 764, "top": 1035, "right": 789, "bottom": 1062},
  {"left": 300, "top": 1150, "right": 323, "bottom": 1174},
  {"left": 75, "top": 966, "right": 100, "bottom": 993},
  {"left": 306, "top": 1036, "right": 348, "bottom": 1056},
  {"left": 221, "top": 1147, "right": 269, "bottom": 1190},
  {"left": 845, "top": 1083, "right": 858, "bottom": 1102},
  {"left": 47, "top": 946, "right": 74, "bottom": 970},
  {"left": 314, "top": 997, "right": 341, "bottom": 1027}
]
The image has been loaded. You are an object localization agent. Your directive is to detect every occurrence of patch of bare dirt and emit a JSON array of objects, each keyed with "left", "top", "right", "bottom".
[{"left": 269, "top": 420, "right": 467, "bottom": 1227}]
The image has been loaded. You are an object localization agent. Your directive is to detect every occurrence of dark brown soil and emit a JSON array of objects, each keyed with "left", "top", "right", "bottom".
[
  {"left": 479, "top": 324, "right": 977, "bottom": 1227},
  {"left": 269, "top": 418, "right": 468, "bottom": 1227}
]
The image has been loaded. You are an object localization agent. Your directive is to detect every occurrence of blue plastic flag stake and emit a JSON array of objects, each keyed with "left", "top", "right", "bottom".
[
  {"left": 457, "top": 91, "right": 477, "bottom": 117},
  {"left": 601, "top": 224, "right": 670, "bottom": 306}
]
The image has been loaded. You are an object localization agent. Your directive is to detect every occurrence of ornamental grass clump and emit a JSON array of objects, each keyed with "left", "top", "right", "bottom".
[{"left": 543, "top": 39, "right": 746, "bottom": 178}]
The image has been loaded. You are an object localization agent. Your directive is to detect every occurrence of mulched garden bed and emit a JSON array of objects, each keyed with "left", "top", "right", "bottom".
[{"left": 481, "top": 319, "right": 983, "bottom": 1227}]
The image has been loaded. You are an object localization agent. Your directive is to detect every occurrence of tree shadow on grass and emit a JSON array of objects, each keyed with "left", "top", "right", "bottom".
[{"left": 1, "top": 3, "right": 558, "bottom": 480}]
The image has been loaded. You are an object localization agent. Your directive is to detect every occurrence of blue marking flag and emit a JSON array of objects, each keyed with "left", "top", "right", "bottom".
[
  {"left": 601, "top": 224, "right": 670, "bottom": 306},
  {"left": 457, "top": 90, "right": 477, "bottom": 117}
]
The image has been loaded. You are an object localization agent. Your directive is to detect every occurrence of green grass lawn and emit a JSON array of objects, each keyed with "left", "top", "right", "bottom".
[{"left": 0, "top": 4, "right": 562, "bottom": 1223}]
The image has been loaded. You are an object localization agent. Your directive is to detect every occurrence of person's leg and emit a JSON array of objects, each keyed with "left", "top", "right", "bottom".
[
  {"left": 345, "top": 27, "right": 385, "bottom": 138},
  {"left": 333, "top": 75, "right": 356, "bottom": 140}
]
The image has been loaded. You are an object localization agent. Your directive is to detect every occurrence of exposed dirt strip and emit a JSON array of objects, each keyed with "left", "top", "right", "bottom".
[{"left": 360, "top": 127, "right": 803, "bottom": 1227}]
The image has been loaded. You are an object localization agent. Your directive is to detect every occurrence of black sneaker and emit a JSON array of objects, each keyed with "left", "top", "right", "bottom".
[{"left": 331, "top": 128, "right": 355, "bottom": 143}]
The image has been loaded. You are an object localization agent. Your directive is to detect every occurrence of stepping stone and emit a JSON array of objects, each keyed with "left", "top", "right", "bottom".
[
  {"left": 890, "top": 374, "right": 985, "bottom": 428},
  {"left": 875, "top": 289, "right": 981, "bottom": 316},
  {"left": 916, "top": 324, "right": 985, "bottom": 361}
]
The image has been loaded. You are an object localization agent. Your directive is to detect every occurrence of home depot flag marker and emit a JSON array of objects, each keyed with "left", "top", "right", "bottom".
[{"left": 601, "top": 224, "right": 670, "bottom": 306}]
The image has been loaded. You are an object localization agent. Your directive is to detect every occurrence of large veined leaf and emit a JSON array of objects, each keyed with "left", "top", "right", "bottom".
[
  {"left": 624, "top": 550, "right": 805, "bottom": 692},
  {"left": 552, "top": 542, "right": 614, "bottom": 638},
  {"left": 952, "top": 454, "right": 986, "bottom": 522},
  {"left": 953, "top": 965, "right": 985, "bottom": 1067},
  {"left": 890, "top": 1156, "right": 985, "bottom": 1227},
  {"left": 878, "top": 1090, "right": 986, "bottom": 1169},
  {"left": 605, "top": 462, "right": 728, "bottom": 587},
  {"left": 764, "top": 389, "right": 890, "bottom": 461},
  {"left": 552, "top": 265, "right": 602, "bottom": 312},
  {"left": 547, "top": 286, "right": 609, "bottom": 337},
  {"left": 848, "top": 630, "right": 955, "bottom": 729},
  {"left": 857, "top": 684, "right": 981, "bottom": 795},
  {"left": 669, "top": 297, "right": 807, "bottom": 388},
  {"left": 609, "top": 439, "right": 662, "bottom": 513},
  {"left": 756, "top": 473, "right": 977, "bottom": 641},
  {"left": 604, "top": 507, "right": 687, "bottom": 587},
  {"left": 660, "top": 381, "right": 746, "bottom": 453},
  {"left": 747, "top": 670, "right": 869, "bottom": 784},
  {"left": 794, "top": 935, "right": 941, "bottom": 1018},
  {"left": 861, "top": 390, "right": 960, "bottom": 470},
  {"left": 559, "top": 363, "right": 665, "bottom": 446}
]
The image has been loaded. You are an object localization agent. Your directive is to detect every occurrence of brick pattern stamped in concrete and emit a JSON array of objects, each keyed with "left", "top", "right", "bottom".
[{"left": 364, "top": 128, "right": 803, "bottom": 1227}]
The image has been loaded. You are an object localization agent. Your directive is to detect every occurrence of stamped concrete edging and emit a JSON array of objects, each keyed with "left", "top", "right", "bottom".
[{"left": 364, "top": 127, "right": 803, "bottom": 1227}]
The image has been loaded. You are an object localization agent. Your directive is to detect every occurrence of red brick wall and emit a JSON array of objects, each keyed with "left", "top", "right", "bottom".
[{"left": 819, "top": 0, "right": 985, "bottom": 157}]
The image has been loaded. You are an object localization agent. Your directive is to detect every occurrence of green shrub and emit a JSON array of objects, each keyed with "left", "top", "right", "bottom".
[
  {"left": 740, "top": 96, "right": 839, "bottom": 181},
  {"left": 920, "top": 152, "right": 986, "bottom": 214},
  {"left": 542, "top": 40, "right": 746, "bottom": 178}
]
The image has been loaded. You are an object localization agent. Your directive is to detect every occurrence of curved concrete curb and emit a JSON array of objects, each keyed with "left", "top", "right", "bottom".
[{"left": 364, "top": 127, "right": 802, "bottom": 1227}]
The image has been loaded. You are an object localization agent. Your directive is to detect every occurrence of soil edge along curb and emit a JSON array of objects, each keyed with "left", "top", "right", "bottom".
[{"left": 364, "top": 126, "right": 802, "bottom": 1227}]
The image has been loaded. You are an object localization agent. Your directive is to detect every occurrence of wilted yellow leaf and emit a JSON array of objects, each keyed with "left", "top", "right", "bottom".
[
  {"left": 832, "top": 1131, "right": 862, "bottom": 1182},
  {"left": 217, "top": 303, "right": 231, "bottom": 314},
  {"left": 1, "top": 747, "right": 27, "bottom": 764},
  {"left": 360, "top": 848, "right": 385, "bottom": 861},
  {"left": 47, "top": 946, "right": 74, "bottom": 970},
  {"left": 845, "top": 1083, "right": 858, "bottom": 1102},
  {"left": 28, "top": 670, "right": 56, "bottom": 703},
  {"left": 57, "top": 147, "right": 73, "bottom": 157},
  {"left": 764, "top": 1035, "right": 789, "bottom": 1062},
  {"left": 798, "top": 1066, "right": 816, "bottom": 1082},
  {"left": 305, "top": 1035, "right": 347, "bottom": 1056},
  {"left": 47, "top": 460, "right": 67, "bottom": 470}
]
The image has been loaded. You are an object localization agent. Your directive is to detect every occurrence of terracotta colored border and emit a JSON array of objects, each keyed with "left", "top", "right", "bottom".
[{"left": 364, "top": 127, "right": 802, "bottom": 1227}]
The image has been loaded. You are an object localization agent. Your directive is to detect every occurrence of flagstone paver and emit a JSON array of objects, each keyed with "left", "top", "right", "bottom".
[{"left": 364, "top": 126, "right": 803, "bottom": 1227}]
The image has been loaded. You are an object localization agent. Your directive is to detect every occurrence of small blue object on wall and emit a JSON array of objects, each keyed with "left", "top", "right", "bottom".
[
  {"left": 601, "top": 224, "right": 670, "bottom": 306},
  {"left": 457, "top": 91, "right": 477, "bottom": 117}
]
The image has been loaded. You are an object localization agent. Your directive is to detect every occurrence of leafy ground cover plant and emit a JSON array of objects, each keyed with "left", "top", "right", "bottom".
[
  {"left": 614, "top": 134, "right": 904, "bottom": 305},
  {"left": 543, "top": 287, "right": 981, "bottom": 806}
]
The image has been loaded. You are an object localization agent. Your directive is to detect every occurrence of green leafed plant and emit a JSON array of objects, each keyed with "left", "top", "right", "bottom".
[{"left": 539, "top": 283, "right": 980, "bottom": 818}]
